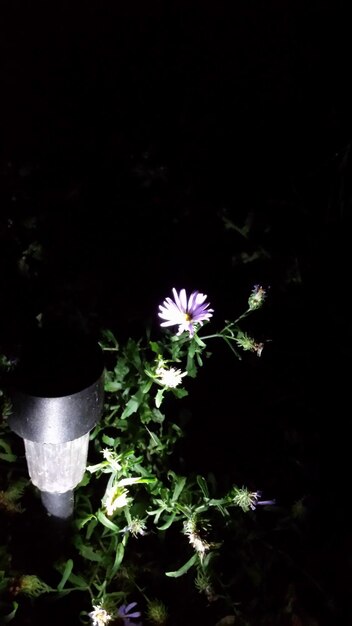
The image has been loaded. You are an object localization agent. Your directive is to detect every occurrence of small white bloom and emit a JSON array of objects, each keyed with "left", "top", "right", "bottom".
[
  {"left": 104, "top": 486, "right": 129, "bottom": 516},
  {"left": 102, "top": 448, "right": 122, "bottom": 471},
  {"left": 124, "top": 516, "right": 147, "bottom": 537},
  {"left": 155, "top": 365, "right": 187, "bottom": 388},
  {"left": 89, "top": 605, "right": 113, "bottom": 626}
]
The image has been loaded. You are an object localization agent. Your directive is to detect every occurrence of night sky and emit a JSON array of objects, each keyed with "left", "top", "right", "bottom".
[
  {"left": 1, "top": 2, "right": 351, "bottom": 327},
  {"left": 1, "top": 2, "right": 352, "bottom": 622}
]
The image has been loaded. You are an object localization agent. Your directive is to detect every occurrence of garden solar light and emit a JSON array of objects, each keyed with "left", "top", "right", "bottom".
[{"left": 8, "top": 327, "right": 104, "bottom": 520}]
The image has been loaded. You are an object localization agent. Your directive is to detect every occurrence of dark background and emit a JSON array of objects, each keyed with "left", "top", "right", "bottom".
[{"left": 1, "top": 1, "right": 352, "bottom": 624}]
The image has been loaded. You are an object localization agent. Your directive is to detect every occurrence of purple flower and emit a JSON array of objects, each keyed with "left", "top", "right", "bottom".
[
  {"left": 118, "top": 602, "right": 142, "bottom": 626},
  {"left": 158, "top": 288, "right": 213, "bottom": 337}
]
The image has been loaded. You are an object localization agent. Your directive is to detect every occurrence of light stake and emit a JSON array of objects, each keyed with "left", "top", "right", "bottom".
[{"left": 9, "top": 327, "right": 104, "bottom": 519}]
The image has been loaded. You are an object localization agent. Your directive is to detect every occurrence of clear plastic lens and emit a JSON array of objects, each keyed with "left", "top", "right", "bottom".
[{"left": 23, "top": 432, "right": 90, "bottom": 493}]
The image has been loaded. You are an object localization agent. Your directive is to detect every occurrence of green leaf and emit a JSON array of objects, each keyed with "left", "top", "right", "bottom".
[
  {"left": 67, "top": 572, "right": 88, "bottom": 588},
  {"left": 0, "top": 440, "right": 13, "bottom": 454},
  {"left": 126, "top": 338, "right": 142, "bottom": 369},
  {"left": 114, "top": 359, "right": 129, "bottom": 379},
  {"left": 2, "top": 601, "right": 18, "bottom": 623},
  {"left": 102, "top": 434, "right": 116, "bottom": 446},
  {"left": 149, "top": 341, "right": 160, "bottom": 354},
  {"left": 57, "top": 559, "right": 73, "bottom": 591},
  {"left": 0, "top": 453, "right": 16, "bottom": 463},
  {"left": 78, "top": 544, "right": 104, "bottom": 563},
  {"left": 147, "top": 506, "right": 165, "bottom": 524},
  {"left": 146, "top": 428, "right": 162, "bottom": 448},
  {"left": 0, "top": 439, "right": 16, "bottom": 462},
  {"left": 100, "top": 329, "right": 119, "bottom": 349},
  {"left": 142, "top": 379, "right": 153, "bottom": 394},
  {"left": 86, "top": 461, "right": 109, "bottom": 474},
  {"left": 196, "top": 352, "right": 203, "bottom": 367},
  {"left": 157, "top": 510, "right": 177, "bottom": 530},
  {"left": 151, "top": 408, "right": 165, "bottom": 423},
  {"left": 171, "top": 476, "right": 187, "bottom": 502},
  {"left": 165, "top": 554, "right": 198, "bottom": 577},
  {"left": 197, "top": 476, "right": 209, "bottom": 499},
  {"left": 194, "top": 334, "right": 206, "bottom": 348},
  {"left": 188, "top": 342, "right": 196, "bottom": 358},
  {"left": 86, "top": 517, "right": 98, "bottom": 540},
  {"left": 186, "top": 354, "right": 197, "bottom": 378},
  {"left": 97, "top": 510, "right": 120, "bottom": 532},
  {"left": 76, "top": 513, "right": 96, "bottom": 530},
  {"left": 121, "top": 398, "right": 139, "bottom": 419},
  {"left": 78, "top": 472, "right": 91, "bottom": 487},
  {"left": 111, "top": 542, "right": 125, "bottom": 578},
  {"left": 172, "top": 387, "right": 188, "bottom": 399},
  {"left": 118, "top": 476, "right": 155, "bottom": 486},
  {"left": 105, "top": 381, "right": 122, "bottom": 393},
  {"left": 155, "top": 388, "right": 164, "bottom": 408}
]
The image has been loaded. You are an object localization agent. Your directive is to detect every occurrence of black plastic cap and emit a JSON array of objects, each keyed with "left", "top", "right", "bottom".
[{"left": 8, "top": 327, "right": 105, "bottom": 443}]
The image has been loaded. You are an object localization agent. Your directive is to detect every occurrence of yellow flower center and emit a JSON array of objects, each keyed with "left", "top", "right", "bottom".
[{"left": 184, "top": 312, "right": 192, "bottom": 322}]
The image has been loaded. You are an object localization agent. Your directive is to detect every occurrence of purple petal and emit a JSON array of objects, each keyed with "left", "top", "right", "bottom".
[
  {"left": 194, "top": 292, "right": 207, "bottom": 306},
  {"left": 172, "top": 288, "right": 184, "bottom": 312},
  {"left": 187, "top": 290, "right": 198, "bottom": 311},
  {"left": 188, "top": 323, "right": 195, "bottom": 337},
  {"left": 179, "top": 289, "right": 188, "bottom": 312}
]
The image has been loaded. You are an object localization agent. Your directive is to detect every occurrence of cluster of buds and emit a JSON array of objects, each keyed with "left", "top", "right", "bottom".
[
  {"left": 146, "top": 599, "right": 168, "bottom": 625},
  {"left": 9, "top": 575, "right": 52, "bottom": 598},
  {"left": 183, "top": 515, "right": 210, "bottom": 560},
  {"left": 231, "top": 486, "right": 275, "bottom": 512},
  {"left": 234, "top": 331, "right": 264, "bottom": 357},
  {"left": 195, "top": 569, "right": 219, "bottom": 603},
  {"left": 248, "top": 285, "right": 266, "bottom": 310}
]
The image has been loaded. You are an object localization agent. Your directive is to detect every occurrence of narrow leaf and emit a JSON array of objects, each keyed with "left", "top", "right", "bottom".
[
  {"left": 0, "top": 453, "right": 16, "bottom": 462},
  {"left": 194, "top": 334, "right": 206, "bottom": 348},
  {"left": 102, "top": 434, "right": 116, "bottom": 446},
  {"left": 196, "top": 476, "right": 209, "bottom": 499},
  {"left": 121, "top": 396, "right": 140, "bottom": 419},
  {"left": 79, "top": 544, "right": 103, "bottom": 563},
  {"left": 155, "top": 388, "right": 164, "bottom": 408},
  {"left": 157, "top": 511, "right": 177, "bottom": 530},
  {"left": 97, "top": 509, "right": 120, "bottom": 532},
  {"left": 165, "top": 554, "right": 198, "bottom": 577},
  {"left": 171, "top": 476, "right": 186, "bottom": 502},
  {"left": 111, "top": 542, "right": 125, "bottom": 578},
  {"left": 57, "top": 559, "right": 73, "bottom": 591}
]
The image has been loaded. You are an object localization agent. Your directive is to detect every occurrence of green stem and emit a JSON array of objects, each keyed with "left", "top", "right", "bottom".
[
  {"left": 233, "top": 308, "right": 252, "bottom": 324},
  {"left": 199, "top": 331, "right": 242, "bottom": 360},
  {"left": 222, "top": 337, "right": 242, "bottom": 360}
]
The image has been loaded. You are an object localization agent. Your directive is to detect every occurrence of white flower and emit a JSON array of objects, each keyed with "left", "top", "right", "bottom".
[
  {"left": 89, "top": 605, "right": 113, "bottom": 626},
  {"left": 104, "top": 486, "right": 129, "bottom": 516},
  {"left": 155, "top": 365, "right": 187, "bottom": 388},
  {"left": 102, "top": 448, "right": 122, "bottom": 471},
  {"left": 123, "top": 517, "right": 147, "bottom": 537}
]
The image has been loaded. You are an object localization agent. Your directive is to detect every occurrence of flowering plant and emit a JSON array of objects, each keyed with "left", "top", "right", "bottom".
[{"left": 0, "top": 285, "right": 272, "bottom": 625}]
